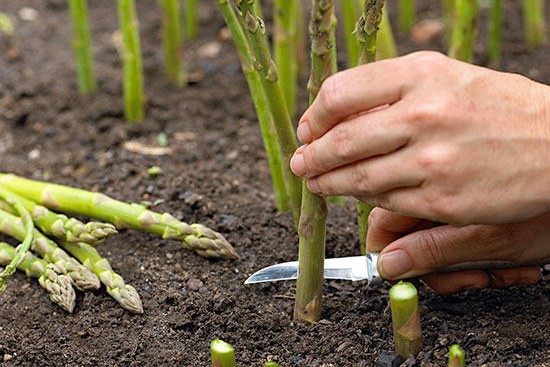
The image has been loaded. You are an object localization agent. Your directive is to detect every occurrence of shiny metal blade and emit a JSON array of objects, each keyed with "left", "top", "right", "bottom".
[{"left": 244, "top": 254, "right": 382, "bottom": 284}]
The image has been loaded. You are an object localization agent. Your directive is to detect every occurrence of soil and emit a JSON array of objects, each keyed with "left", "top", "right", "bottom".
[{"left": 0, "top": 1, "right": 549, "bottom": 366}]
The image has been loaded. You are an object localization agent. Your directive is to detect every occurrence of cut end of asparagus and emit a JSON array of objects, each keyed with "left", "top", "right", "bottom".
[
  {"left": 107, "top": 283, "right": 144, "bottom": 314},
  {"left": 210, "top": 339, "right": 237, "bottom": 367},
  {"left": 448, "top": 344, "right": 466, "bottom": 367},
  {"left": 389, "top": 280, "right": 417, "bottom": 302},
  {"left": 39, "top": 265, "right": 76, "bottom": 313}
]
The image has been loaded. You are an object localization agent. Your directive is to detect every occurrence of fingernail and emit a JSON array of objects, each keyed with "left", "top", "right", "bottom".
[
  {"left": 297, "top": 121, "right": 312, "bottom": 143},
  {"left": 290, "top": 152, "right": 306, "bottom": 176},
  {"left": 379, "top": 249, "right": 413, "bottom": 279},
  {"left": 307, "top": 178, "right": 320, "bottom": 193}
]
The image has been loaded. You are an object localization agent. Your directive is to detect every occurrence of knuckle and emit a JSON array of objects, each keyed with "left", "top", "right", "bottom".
[
  {"left": 406, "top": 51, "right": 448, "bottom": 72},
  {"left": 350, "top": 165, "right": 371, "bottom": 195},
  {"left": 329, "top": 124, "right": 354, "bottom": 162},
  {"left": 317, "top": 75, "right": 340, "bottom": 118},
  {"left": 416, "top": 231, "right": 451, "bottom": 268}
]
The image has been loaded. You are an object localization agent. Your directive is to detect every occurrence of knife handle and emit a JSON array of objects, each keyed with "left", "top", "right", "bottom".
[{"left": 367, "top": 253, "right": 550, "bottom": 285}]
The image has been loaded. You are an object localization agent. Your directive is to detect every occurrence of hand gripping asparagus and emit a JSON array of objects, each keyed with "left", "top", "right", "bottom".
[
  {"left": 0, "top": 174, "right": 239, "bottom": 259},
  {"left": 0, "top": 242, "right": 76, "bottom": 312},
  {"left": 61, "top": 241, "right": 143, "bottom": 314},
  {"left": 0, "top": 184, "right": 117, "bottom": 245},
  {"left": 0, "top": 208, "right": 100, "bottom": 291}
]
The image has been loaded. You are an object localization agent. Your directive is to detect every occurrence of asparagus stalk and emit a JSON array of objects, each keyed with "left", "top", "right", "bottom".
[
  {"left": 0, "top": 242, "right": 76, "bottom": 312},
  {"left": 355, "top": 0, "right": 384, "bottom": 252},
  {"left": 216, "top": 0, "right": 290, "bottom": 212},
  {"left": 442, "top": 0, "right": 456, "bottom": 45},
  {"left": 398, "top": 0, "right": 416, "bottom": 33},
  {"left": 62, "top": 241, "right": 143, "bottom": 313},
  {"left": 119, "top": 0, "right": 145, "bottom": 122},
  {"left": 0, "top": 192, "right": 34, "bottom": 291},
  {"left": 0, "top": 184, "right": 117, "bottom": 245},
  {"left": 523, "top": 0, "right": 547, "bottom": 50},
  {"left": 341, "top": 0, "right": 362, "bottom": 68},
  {"left": 487, "top": 0, "right": 503, "bottom": 63},
  {"left": 448, "top": 344, "right": 466, "bottom": 367},
  {"left": 233, "top": 0, "right": 303, "bottom": 227},
  {"left": 160, "top": 0, "right": 186, "bottom": 86},
  {"left": 389, "top": 281, "right": 423, "bottom": 359},
  {"left": 293, "top": 0, "right": 334, "bottom": 324},
  {"left": 0, "top": 208, "right": 101, "bottom": 291},
  {"left": 0, "top": 174, "right": 239, "bottom": 259},
  {"left": 210, "top": 339, "right": 237, "bottom": 367},
  {"left": 377, "top": 3, "right": 398, "bottom": 60},
  {"left": 448, "top": 0, "right": 480, "bottom": 62},
  {"left": 265, "top": 362, "right": 279, "bottom": 367},
  {"left": 185, "top": 0, "right": 198, "bottom": 40},
  {"left": 68, "top": 0, "right": 96, "bottom": 94},
  {"left": 274, "top": 0, "right": 299, "bottom": 118}
]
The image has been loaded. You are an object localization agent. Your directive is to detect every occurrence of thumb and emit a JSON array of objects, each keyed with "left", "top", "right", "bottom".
[{"left": 376, "top": 224, "right": 510, "bottom": 280}]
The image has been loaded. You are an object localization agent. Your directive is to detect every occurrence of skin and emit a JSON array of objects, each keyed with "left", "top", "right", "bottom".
[{"left": 290, "top": 51, "right": 550, "bottom": 293}]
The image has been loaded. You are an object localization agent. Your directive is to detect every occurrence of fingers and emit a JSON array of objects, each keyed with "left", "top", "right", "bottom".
[
  {"left": 297, "top": 57, "right": 406, "bottom": 144},
  {"left": 291, "top": 103, "right": 411, "bottom": 178},
  {"left": 422, "top": 267, "right": 542, "bottom": 294}
]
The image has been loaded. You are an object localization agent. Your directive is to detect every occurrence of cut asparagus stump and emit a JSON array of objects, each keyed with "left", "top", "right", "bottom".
[
  {"left": 448, "top": 344, "right": 466, "bottom": 367},
  {"left": 210, "top": 339, "right": 237, "bottom": 367},
  {"left": 0, "top": 208, "right": 100, "bottom": 291},
  {"left": 62, "top": 241, "right": 143, "bottom": 314},
  {"left": 0, "top": 184, "right": 117, "bottom": 245},
  {"left": 389, "top": 281, "right": 423, "bottom": 359},
  {"left": 0, "top": 174, "right": 239, "bottom": 259},
  {"left": 0, "top": 242, "right": 76, "bottom": 312}
]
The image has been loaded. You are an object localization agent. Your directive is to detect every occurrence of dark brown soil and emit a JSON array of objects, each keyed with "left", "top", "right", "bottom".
[{"left": 0, "top": 1, "right": 549, "bottom": 366}]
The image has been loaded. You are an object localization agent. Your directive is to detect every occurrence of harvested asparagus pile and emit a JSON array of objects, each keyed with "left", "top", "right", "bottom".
[{"left": 0, "top": 173, "right": 239, "bottom": 314}]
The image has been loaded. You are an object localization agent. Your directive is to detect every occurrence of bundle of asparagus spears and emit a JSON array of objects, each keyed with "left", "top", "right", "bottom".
[{"left": 0, "top": 173, "right": 239, "bottom": 313}]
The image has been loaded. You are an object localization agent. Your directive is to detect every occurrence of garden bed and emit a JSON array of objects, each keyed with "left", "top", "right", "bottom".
[{"left": 0, "top": 0, "right": 549, "bottom": 365}]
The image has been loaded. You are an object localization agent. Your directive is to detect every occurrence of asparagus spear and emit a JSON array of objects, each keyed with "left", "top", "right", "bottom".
[
  {"left": 389, "top": 281, "right": 423, "bottom": 359},
  {"left": 448, "top": 344, "right": 466, "bottom": 367},
  {"left": 0, "top": 174, "right": 239, "bottom": 259},
  {"left": 68, "top": 0, "right": 96, "bottom": 94},
  {"left": 523, "top": 0, "right": 547, "bottom": 50},
  {"left": 398, "top": 0, "right": 416, "bottom": 33},
  {"left": 0, "top": 242, "right": 76, "bottom": 312},
  {"left": 293, "top": 0, "right": 334, "bottom": 324},
  {"left": 0, "top": 208, "right": 100, "bottom": 291},
  {"left": 210, "top": 339, "right": 237, "bottom": 367},
  {"left": 487, "top": 0, "right": 503, "bottom": 63},
  {"left": 61, "top": 241, "right": 143, "bottom": 313},
  {"left": 185, "top": 0, "right": 198, "bottom": 40},
  {"left": 0, "top": 192, "right": 34, "bottom": 291},
  {"left": 0, "top": 184, "right": 117, "bottom": 245},
  {"left": 341, "top": 0, "right": 362, "bottom": 68},
  {"left": 160, "top": 0, "right": 186, "bottom": 86},
  {"left": 448, "top": 0, "right": 479, "bottom": 62}
]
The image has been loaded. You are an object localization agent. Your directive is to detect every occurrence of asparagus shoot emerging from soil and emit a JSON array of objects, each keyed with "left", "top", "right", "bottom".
[
  {"left": 0, "top": 184, "right": 117, "bottom": 246},
  {"left": 0, "top": 174, "right": 239, "bottom": 259},
  {"left": 68, "top": 0, "right": 96, "bottom": 94},
  {"left": 354, "top": 0, "right": 384, "bottom": 252},
  {"left": 341, "top": 0, "right": 362, "bottom": 68},
  {"left": 233, "top": 0, "right": 303, "bottom": 227},
  {"left": 62, "top": 241, "right": 143, "bottom": 313},
  {"left": 216, "top": 0, "right": 290, "bottom": 212},
  {"left": 0, "top": 208, "right": 101, "bottom": 291},
  {"left": 265, "top": 362, "right": 279, "bottom": 367},
  {"left": 185, "top": 0, "right": 198, "bottom": 40},
  {"left": 293, "top": 0, "right": 334, "bottom": 324},
  {"left": 119, "top": 0, "right": 145, "bottom": 122},
  {"left": 487, "top": 0, "right": 503, "bottom": 63},
  {"left": 398, "top": 0, "right": 416, "bottom": 33},
  {"left": 0, "top": 242, "right": 76, "bottom": 312},
  {"left": 0, "top": 194, "right": 34, "bottom": 291},
  {"left": 523, "top": 0, "right": 547, "bottom": 50},
  {"left": 448, "top": 0, "right": 480, "bottom": 62},
  {"left": 160, "top": 0, "right": 186, "bottom": 86},
  {"left": 389, "top": 281, "right": 423, "bottom": 359},
  {"left": 210, "top": 339, "right": 237, "bottom": 367},
  {"left": 448, "top": 344, "right": 466, "bottom": 367}
]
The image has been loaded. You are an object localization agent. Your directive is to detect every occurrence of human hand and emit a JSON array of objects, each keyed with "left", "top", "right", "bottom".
[
  {"left": 366, "top": 207, "right": 550, "bottom": 293},
  {"left": 290, "top": 51, "right": 550, "bottom": 225}
]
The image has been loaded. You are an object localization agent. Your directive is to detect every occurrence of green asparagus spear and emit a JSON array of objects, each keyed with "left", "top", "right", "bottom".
[
  {"left": 448, "top": 344, "right": 466, "bottom": 367},
  {"left": 68, "top": 0, "right": 96, "bottom": 94},
  {"left": 0, "top": 208, "right": 100, "bottom": 291},
  {"left": 389, "top": 281, "right": 423, "bottom": 359},
  {"left": 0, "top": 184, "right": 117, "bottom": 245},
  {"left": 448, "top": 0, "right": 479, "bottom": 62},
  {"left": 341, "top": 0, "right": 362, "bottom": 68},
  {"left": 0, "top": 242, "right": 76, "bottom": 312},
  {"left": 0, "top": 192, "right": 34, "bottom": 291},
  {"left": 62, "top": 241, "right": 143, "bottom": 313},
  {"left": 523, "top": 0, "right": 547, "bottom": 50},
  {"left": 0, "top": 174, "right": 238, "bottom": 259},
  {"left": 210, "top": 339, "right": 237, "bottom": 367},
  {"left": 185, "top": 0, "right": 198, "bottom": 40},
  {"left": 487, "top": 0, "right": 503, "bottom": 63},
  {"left": 377, "top": 3, "right": 398, "bottom": 60},
  {"left": 119, "top": 0, "right": 145, "bottom": 122},
  {"left": 398, "top": 0, "right": 416, "bottom": 33},
  {"left": 293, "top": 0, "right": 333, "bottom": 324},
  {"left": 161, "top": 0, "right": 186, "bottom": 86}
]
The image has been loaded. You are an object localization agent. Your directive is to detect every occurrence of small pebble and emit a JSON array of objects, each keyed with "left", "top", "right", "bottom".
[
  {"left": 375, "top": 351, "right": 402, "bottom": 367},
  {"left": 3, "top": 354, "right": 12, "bottom": 362},
  {"left": 18, "top": 7, "right": 38, "bottom": 21},
  {"left": 187, "top": 278, "right": 203, "bottom": 291}
]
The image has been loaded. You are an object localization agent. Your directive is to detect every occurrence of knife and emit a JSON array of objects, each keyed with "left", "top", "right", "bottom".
[{"left": 244, "top": 253, "right": 550, "bottom": 285}]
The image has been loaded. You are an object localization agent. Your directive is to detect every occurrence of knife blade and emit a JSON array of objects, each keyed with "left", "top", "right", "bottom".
[{"left": 244, "top": 253, "right": 550, "bottom": 285}]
